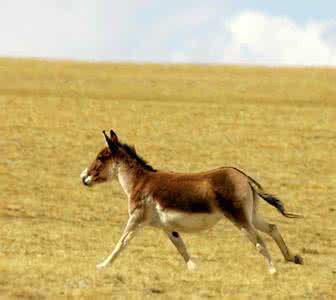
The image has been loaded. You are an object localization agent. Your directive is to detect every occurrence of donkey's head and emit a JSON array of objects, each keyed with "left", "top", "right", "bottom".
[{"left": 80, "top": 130, "right": 120, "bottom": 187}]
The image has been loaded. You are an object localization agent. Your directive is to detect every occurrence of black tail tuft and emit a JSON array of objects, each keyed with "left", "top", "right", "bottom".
[{"left": 258, "top": 193, "right": 302, "bottom": 218}]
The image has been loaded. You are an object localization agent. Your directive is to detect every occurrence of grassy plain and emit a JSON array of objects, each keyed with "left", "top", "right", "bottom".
[{"left": 0, "top": 58, "right": 335, "bottom": 299}]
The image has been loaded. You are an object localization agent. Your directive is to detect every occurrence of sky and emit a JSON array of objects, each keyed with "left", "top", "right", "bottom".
[{"left": 1, "top": 0, "right": 336, "bottom": 66}]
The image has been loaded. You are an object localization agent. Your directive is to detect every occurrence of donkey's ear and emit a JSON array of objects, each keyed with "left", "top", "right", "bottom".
[
  {"left": 109, "top": 129, "right": 119, "bottom": 144},
  {"left": 102, "top": 130, "right": 118, "bottom": 153}
]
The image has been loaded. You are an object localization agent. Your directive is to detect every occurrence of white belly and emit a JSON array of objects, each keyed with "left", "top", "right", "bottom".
[{"left": 153, "top": 205, "right": 222, "bottom": 232}]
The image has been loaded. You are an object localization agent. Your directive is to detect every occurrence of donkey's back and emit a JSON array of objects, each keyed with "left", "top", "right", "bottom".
[{"left": 145, "top": 167, "right": 252, "bottom": 214}]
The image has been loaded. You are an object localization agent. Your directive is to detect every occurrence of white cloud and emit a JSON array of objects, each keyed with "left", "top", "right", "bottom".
[
  {"left": 134, "top": 8, "right": 336, "bottom": 66},
  {"left": 223, "top": 11, "right": 336, "bottom": 66}
]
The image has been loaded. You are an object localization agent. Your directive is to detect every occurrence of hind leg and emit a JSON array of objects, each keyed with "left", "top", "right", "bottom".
[
  {"left": 221, "top": 187, "right": 275, "bottom": 273},
  {"left": 241, "top": 224, "right": 277, "bottom": 274},
  {"left": 253, "top": 214, "right": 303, "bottom": 265}
]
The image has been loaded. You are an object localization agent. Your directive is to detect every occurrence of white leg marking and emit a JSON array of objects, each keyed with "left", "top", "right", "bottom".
[
  {"left": 255, "top": 242, "right": 276, "bottom": 274},
  {"left": 165, "top": 231, "right": 194, "bottom": 270},
  {"left": 96, "top": 211, "right": 142, "bottom": 270}
]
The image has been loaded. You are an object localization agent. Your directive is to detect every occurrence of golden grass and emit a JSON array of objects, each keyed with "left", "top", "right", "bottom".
[{"left": 0, "top": 58, "right": 335, "bottom": 299}]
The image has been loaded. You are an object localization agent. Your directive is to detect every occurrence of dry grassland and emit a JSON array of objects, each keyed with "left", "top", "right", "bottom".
[{"left": 0, "top": 58, "right": 335, "bottom": 299}]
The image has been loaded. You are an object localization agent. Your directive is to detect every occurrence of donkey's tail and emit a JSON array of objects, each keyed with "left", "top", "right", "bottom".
[{"left": 247, "top": 176, "right": 302, "bottom": 219}]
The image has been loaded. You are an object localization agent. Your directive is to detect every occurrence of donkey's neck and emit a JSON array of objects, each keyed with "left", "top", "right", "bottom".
[{"left": 117, "top": 162, "right": 145, "bottom": 198}]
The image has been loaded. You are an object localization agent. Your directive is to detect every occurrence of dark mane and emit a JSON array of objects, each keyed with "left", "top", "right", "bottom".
[{"left": 120, "top": 143, "right": 156, "bottom": 172}]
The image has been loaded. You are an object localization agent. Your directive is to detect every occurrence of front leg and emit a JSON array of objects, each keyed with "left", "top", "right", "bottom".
[
  {"left": 96, "top": 209, "right": 143, "bottom": 269},
  {"left": 165, "top": 231, "right": 195, "bottom": 271}
]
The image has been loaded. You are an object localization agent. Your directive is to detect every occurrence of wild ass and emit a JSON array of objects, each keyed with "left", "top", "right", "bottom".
[{"left": 80, "top": 130, "right": 303, "bottom": 274}]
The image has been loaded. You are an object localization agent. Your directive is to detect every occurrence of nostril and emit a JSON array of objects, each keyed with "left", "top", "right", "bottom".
[{"left": 82, "top": 176, "right": 88, "bottom": 186}]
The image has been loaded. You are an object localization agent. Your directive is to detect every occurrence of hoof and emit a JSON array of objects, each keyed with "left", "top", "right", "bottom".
[
  {"left": 269, "top": 266, "right": 277, "bottom": 275},
  {"left": 187, "top": 260, "right": 196, "bottom": 271},
  {"left": 96, "top": 262, "right": 108, "bottom": 270},
  {"left": 294, "top": 255, "right": 304, "bottom": 265}
]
